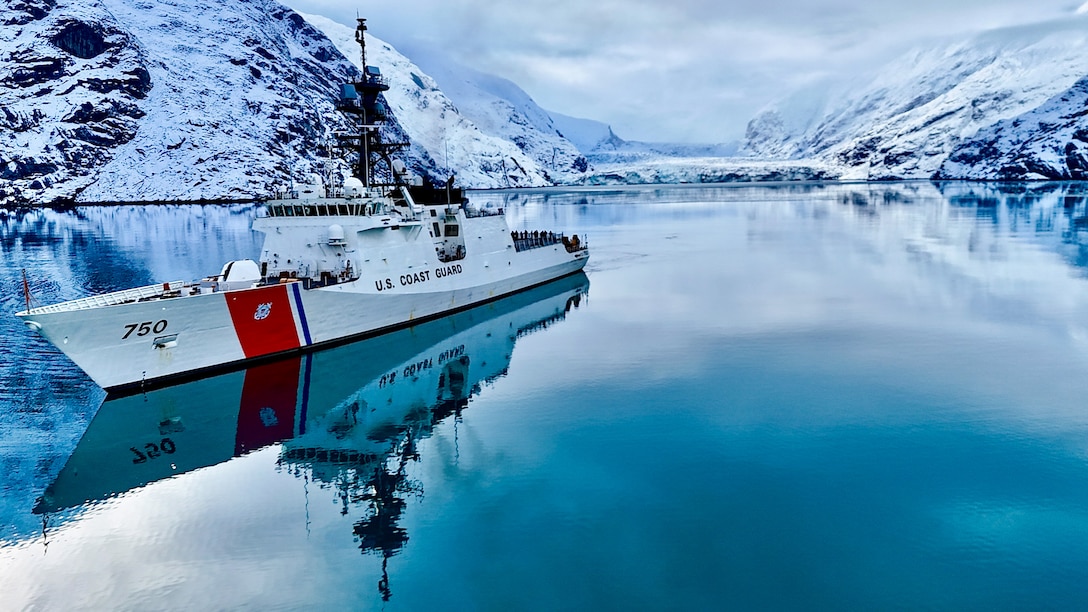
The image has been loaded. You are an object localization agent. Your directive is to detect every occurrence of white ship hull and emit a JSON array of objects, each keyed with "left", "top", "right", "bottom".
[{"left": 17, "top": 203, "right": 588, "bottom": 393}]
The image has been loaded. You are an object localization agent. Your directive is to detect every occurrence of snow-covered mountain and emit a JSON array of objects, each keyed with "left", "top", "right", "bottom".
[
  {"left": 1, "top": 0, "right": 397, "bottom": 205},
  {"left": 1, "top": 0, "right": 595, "bottom": 205},
  {"left": 549, "top": 111, "right": 618, "bottom": 154},
  {"left": 549, "top": 109, "right": 739, "bottom": 160},
  {"left": 298, "top": 14, "right": 586, "bottom": 189},
  {"left": 742, "top": 15, "right": 1088, "bottom": 180},
  {"left": 2, "top": 0, "right": 150, "bottom": 205},
  {"left": 384, "top": 40, "right": 589, "bottom": 184},
  {"left": 10, "top": 0, "right": 1088, "bottom": 202}
]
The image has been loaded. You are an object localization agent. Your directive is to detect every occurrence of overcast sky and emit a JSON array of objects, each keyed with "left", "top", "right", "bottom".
[{"left": 284, "top": 1, "right": 1088, "bottom": 143}]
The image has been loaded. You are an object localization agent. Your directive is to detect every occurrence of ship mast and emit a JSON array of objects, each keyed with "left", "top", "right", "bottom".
[{"left": 337, "top": 18, "right": 407, "bottom": 189}]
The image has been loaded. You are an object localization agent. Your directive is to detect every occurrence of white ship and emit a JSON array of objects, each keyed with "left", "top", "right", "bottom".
[
  {"left": 15, "top": 18, "right": 588, "bottom": 394},
  {"left": 35, "top": 273, "right": 589, "bottom": 513}
]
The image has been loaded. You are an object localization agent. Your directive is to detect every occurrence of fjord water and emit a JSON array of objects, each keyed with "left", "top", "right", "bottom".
[{"left": 4, "top": 183, "right": 1088, "bottom": 609}]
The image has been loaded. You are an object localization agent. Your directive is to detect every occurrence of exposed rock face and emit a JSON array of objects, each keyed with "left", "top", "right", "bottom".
[
  {"left": 0, "top": 0, "right": 149, "bottom": 205},
  {"left": 0, "top": 0, "right": 429, "bottom": 205},
  {"left": 72, "top": 0, "right": 370, "bottom": 204},
  {"left": 937, "top": 76, "right": 1088, "bottom": 180}
]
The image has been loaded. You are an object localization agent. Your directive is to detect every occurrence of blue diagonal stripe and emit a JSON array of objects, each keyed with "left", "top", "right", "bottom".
[{"left": 291, "top": 282, "right": 312, "bottom": 346}]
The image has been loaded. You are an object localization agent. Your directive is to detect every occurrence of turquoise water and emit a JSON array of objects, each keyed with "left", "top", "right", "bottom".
[{"left": 3, "top": 183, "right": 1088, "bottom": 609}]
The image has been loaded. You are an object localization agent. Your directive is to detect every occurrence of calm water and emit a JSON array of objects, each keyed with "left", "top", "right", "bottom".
[{"left": 4, "top": 182, "right": 1088, "bottom": 609}]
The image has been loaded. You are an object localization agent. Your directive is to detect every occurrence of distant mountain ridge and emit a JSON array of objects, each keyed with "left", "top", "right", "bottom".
[
  {"left": 391, "top": 40, "right": 588, "bottom": 180},
  {"left": 741, "top": 15, "right": 1088, "bottom": 180}
]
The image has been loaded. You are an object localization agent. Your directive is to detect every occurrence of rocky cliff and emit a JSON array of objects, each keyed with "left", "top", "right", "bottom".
[{"left": 0, "top": 0, "right": 430, "bottom": 205}]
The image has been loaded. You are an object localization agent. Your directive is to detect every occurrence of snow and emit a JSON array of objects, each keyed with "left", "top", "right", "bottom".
[
  {"left": 1, "top": 0, "right": 367, "bottom": 204},
  {"left": 82, "top": 0, "right": 357, "bottom": 201},
  {"left": 548, "top": 111, "right": 615, "bottom": 153},
  {"left": 299, "top": 15, "right": 591, "bottom": 187},
  {"left": 384, "top": 39, "right": 589, "bottom": 182},
  {"left": 0, "top": 0, "right": 148, "bottom": 203},
  {"left": 743, "top": 14, "right": 1088, "bottom": 180},
  {"left": 5, "top": 1, "right": 1088, "bottom": 201},
  {"left": 938, "top": 76, "right": 1088, "bottom": 180},
  {"left": 297, "top": 12, "right": 573, "bottom": 189}
]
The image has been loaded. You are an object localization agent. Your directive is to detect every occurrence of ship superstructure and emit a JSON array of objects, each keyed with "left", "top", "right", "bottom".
[{"left": 15, "top": 18, "right": 588, "bottom": 393}]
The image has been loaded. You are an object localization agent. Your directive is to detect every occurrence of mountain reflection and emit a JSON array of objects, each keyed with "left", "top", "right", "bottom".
[{"left": 35, "top": 272, "right": 589, "bottom": 601}]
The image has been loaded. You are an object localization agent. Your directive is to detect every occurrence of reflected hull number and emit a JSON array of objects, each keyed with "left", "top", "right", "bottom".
[{"left": 130, "top": 438, "right": 177, "bottom": 463}]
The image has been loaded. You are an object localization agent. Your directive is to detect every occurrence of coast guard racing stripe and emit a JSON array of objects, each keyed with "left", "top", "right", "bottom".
[
  {"left": 235, "top": 357, "right": 301, "bottom": 455},
  {"left": 226, "top": 284, "right": 301, "bottom": 358},
  {"left": 291, "top": 282, "right": 312, "bottom": 346}
]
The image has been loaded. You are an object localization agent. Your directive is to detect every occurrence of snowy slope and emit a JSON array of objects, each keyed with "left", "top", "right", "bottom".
[
  {"left": 937, "top": 76, "right": 1088, "bottom": 179},
  {"left": 83, "top": 0, "right": 410, "bottom": 202},
  {"left": 382, "top": 40, "right": 589, "bottom": 183},
  {"left": 1, "top": 0, "right": 152, "bottom": 205},
  {"left": 298, "top": 13, "right": 578, "bottom": 189},
  {"left": 1, "top": 0, "right": 444, "bottom": 205},
  {"left": 549, "top": 111, "right": 617, "bottom": 153},
  {"left": 1, "top": 0, "right": 362, "bottom": 205},
  {"left": 743, "top": 16, "right": 1088, "bottom": 180}
]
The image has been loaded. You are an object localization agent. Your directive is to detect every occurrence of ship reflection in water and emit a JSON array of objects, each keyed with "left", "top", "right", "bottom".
[{"left": 35, "top": 272, "right": 589, "bottom": 601}]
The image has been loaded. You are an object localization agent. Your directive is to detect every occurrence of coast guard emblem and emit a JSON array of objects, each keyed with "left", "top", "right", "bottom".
[{"left": 254, "top": 302, "right": 273, "bottom": 321}]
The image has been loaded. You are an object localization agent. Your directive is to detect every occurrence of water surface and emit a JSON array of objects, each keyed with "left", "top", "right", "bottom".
[{"left": 3, "top": 183, "right": 1088, "bottom": 609}]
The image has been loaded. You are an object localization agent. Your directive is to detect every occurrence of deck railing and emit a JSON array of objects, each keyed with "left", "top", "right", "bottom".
[{"left": 25, "top": 281, "right": 185, "bottom": 314}]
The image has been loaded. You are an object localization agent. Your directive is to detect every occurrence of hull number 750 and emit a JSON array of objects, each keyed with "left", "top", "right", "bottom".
[{"left": 122, "top": 320, "right": 168, "bottom": 339}]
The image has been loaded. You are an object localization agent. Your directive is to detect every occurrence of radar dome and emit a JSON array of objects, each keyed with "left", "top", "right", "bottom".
[
  {"left": 344, "top": 177, "right": 364, "bottom": 197},
  {"left": 328, "top": 224, "right": 346, "bottom": 245}
]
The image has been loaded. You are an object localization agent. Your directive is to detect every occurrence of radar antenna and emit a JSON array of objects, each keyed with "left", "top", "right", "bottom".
[{"left": 336, "top": 18, "right": 408, "bottom": 189}]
